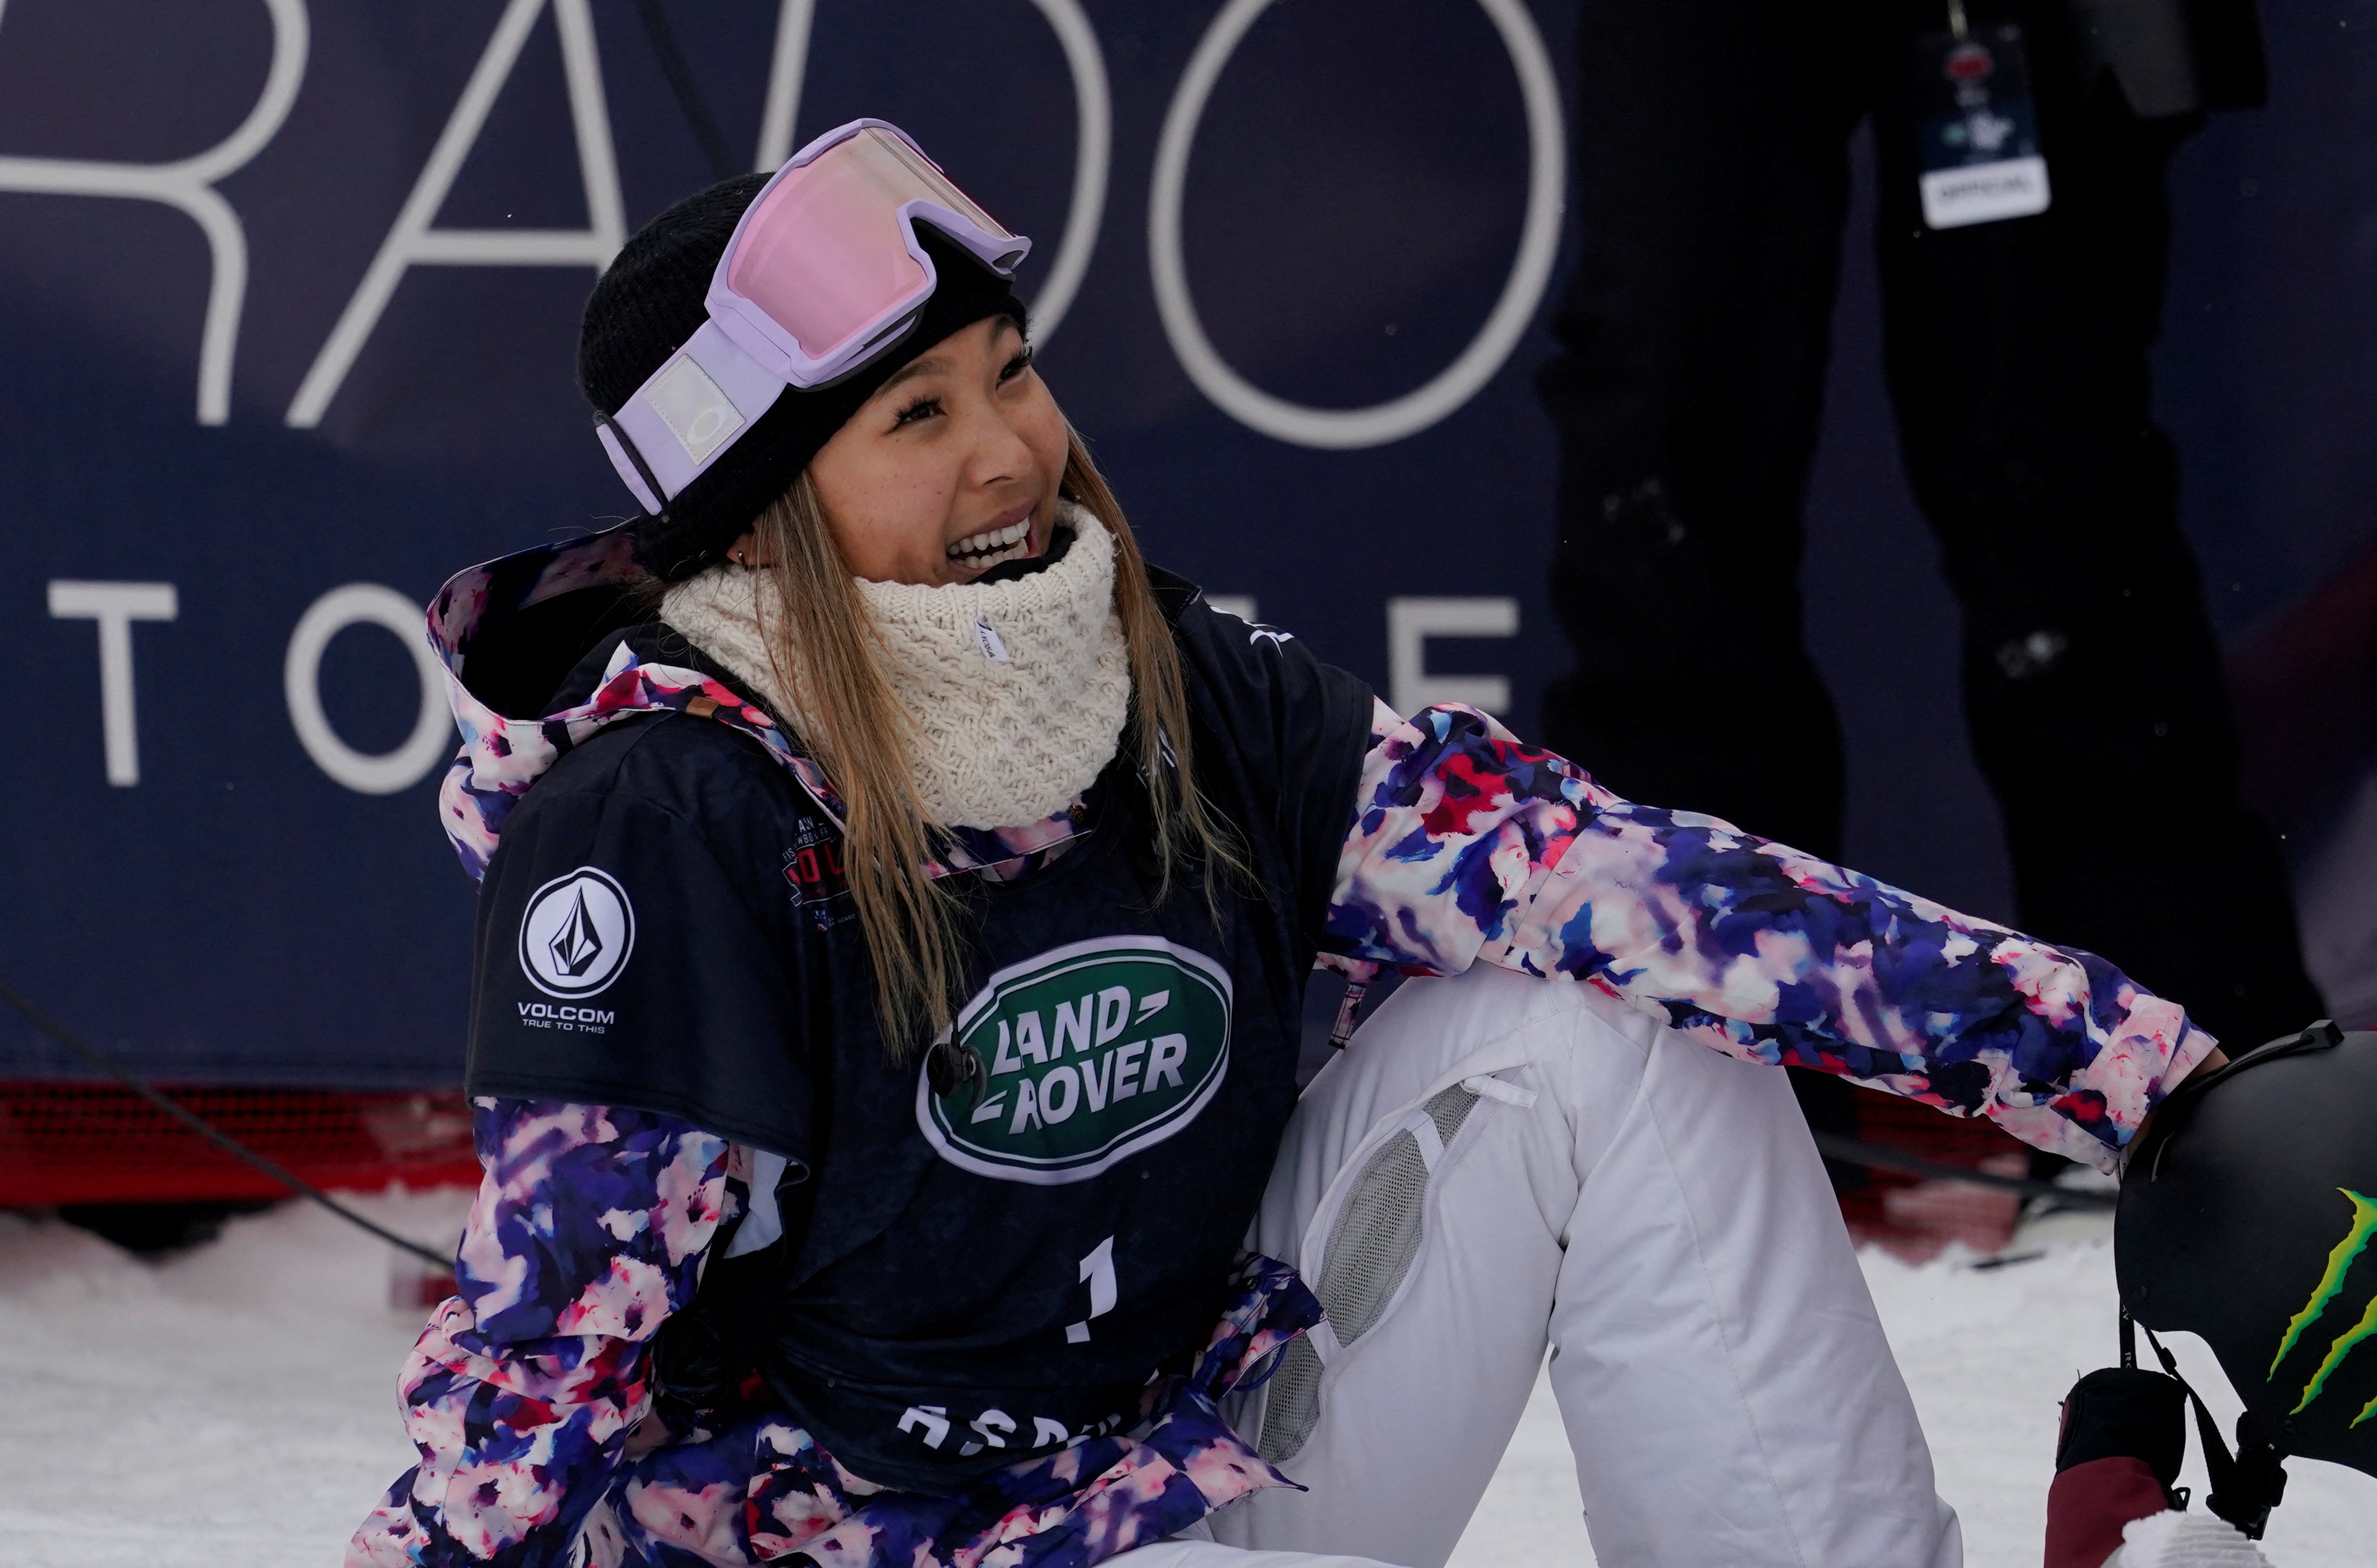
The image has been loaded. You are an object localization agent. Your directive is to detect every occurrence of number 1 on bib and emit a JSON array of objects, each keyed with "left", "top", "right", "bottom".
[{"left": 1066, "top": 1235, "right": 1116, "bottom": 1344}]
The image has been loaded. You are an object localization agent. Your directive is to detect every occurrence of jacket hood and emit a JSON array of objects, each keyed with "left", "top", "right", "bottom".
[{"left": 425, "top": 526, "right": 1091, "bottom": 883}]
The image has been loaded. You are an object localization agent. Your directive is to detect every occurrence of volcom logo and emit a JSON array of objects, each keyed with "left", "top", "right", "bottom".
[
  {"left": 2268, "top": 1187, "right": 2377, "bottom": 1427},
  {"left": 517, "top": 867, "right": 635, "bottom": 999},
  {"left": 917, "top": 936, "right": 1232, "bottom": 1185},
  {"left": 550, "top": 898, "right": 603, "bottom": 976}
]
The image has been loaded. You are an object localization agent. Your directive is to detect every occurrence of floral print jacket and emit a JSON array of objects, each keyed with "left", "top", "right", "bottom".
[{"left": 356, "top": 535, "right": 2211, "bottom": 1566}]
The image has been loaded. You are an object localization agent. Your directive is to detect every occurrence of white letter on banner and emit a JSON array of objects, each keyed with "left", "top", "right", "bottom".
[
  {"left": 0, "top": 0, "right": 308, "bottom": 425},
  {"left": 1149, "top": 0, "right": 1564, "bottom": 448},
  {"left": 751, "top": 0, "right": 816, "bottom": 172},
  {"left": 1387, "top": 597, "right": 1517, "bottom": 716},
  {"left": 48, "top": 582, "right": 179, "bottom": 786},
  {"left": 284, "top": 584, "right": 454, "bottom": 795},
  {"left": 285, "top": 0, "right": 624, "bottom": 427},
  {"left": 750, "top": 0, "right": 1109, "bottom": 345}
]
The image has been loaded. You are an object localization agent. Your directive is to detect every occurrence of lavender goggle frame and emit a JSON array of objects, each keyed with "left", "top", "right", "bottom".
[{"left": 596, "top": 119, "right": 1029, "bottom": 515}]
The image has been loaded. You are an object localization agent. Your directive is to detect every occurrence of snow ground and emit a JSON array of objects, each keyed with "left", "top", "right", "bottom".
[
  {"left": 1447, "top": 1207, "right": 2376, "bottom": 1568},
  {"left": 3, "top": 1193, "right": 2368, "bottom": 1567}
]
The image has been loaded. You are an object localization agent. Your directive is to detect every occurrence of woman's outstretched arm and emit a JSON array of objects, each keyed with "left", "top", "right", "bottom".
[
  {"left": 349, "top": 1099, "right": 733, "bottom": 1567},
  {"left": 1324, "top": 700, "right": 2216, "bottom": 1170}
]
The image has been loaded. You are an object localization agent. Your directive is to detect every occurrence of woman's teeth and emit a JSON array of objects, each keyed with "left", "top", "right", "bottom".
[{"left": 947, "top": 518, "right": 1032, "bottom": 569}]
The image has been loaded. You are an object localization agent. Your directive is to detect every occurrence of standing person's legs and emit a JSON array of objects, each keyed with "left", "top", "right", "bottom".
[
  {"left": 1538, "top": 0, "right": 1880, "bottom": 1165},
  {"left": 1209, "top": 965, "right": 1961, "bottom": 1568},
  {"left": 1537, "top": 0, "right": 1870, "bottom": 863},
  {"left": 1869, "top": 2, "right": 2323, "bottom": 1047}
]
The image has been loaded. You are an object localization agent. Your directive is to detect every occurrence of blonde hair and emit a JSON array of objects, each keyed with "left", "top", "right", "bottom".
[{"left": 744, "top": 426, "right": 1241, "bottom": 1055}]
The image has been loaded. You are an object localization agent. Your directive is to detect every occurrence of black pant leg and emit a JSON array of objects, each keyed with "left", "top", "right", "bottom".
[
  {"left": 1537, "top": 2, "right": 1872, "bottom": 862},
  {"left": 1868, "top": 2, "right": 2324, "bottom": 1046}
]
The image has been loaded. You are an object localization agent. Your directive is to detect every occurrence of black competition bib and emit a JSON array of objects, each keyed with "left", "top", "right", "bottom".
[
  {"left": 466, "top": 585, "right": 1380, "bottom": 1498},
  {"left": 764, "top": 792, "right": 1312, "bottom": 1496}
]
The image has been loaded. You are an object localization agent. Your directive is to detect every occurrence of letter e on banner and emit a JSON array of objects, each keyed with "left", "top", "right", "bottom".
[{"left": 1386, "top": 597, "right": 1517, "bottom": 714}]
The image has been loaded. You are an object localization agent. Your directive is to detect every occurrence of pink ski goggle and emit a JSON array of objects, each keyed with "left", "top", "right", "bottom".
[{"left": 596, "top": 120, "right": 1029, "bottom": 514}]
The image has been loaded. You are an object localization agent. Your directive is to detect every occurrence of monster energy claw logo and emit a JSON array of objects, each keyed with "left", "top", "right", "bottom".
[
  {"left": 2268, "top": 1187, "right": 2377, "bottom": 1428},
  {"left": 917, "top": 936, "right": 1232, "bottom": 1185}
]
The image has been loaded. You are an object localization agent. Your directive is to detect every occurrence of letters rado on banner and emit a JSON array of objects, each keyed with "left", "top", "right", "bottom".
[{"left": 918, "top": 937, "right": 1233, "bottom": 1184}]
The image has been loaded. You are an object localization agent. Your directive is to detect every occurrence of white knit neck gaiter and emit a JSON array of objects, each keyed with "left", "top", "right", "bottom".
[{"left": 660, "top": 502, "right": 1131, "bottom": 830}]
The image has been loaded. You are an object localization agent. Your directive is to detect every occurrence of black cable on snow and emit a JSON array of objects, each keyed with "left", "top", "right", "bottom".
[
  {"left": 1810, "top": 1129, "right": 2117, "bottom": 1207},
  {"left": 632, "top": 0, "right": 738, "bottom": 182},
  {"left": 0, "top": 979, "right": 453, "bottom": 1269}
]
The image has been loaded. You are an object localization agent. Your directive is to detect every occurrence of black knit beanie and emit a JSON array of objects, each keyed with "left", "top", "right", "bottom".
[{"left": 579, "top": 173, "right": 1029, "bottom": 582}]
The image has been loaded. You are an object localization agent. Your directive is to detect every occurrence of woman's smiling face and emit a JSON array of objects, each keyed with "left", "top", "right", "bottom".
[{"left": 790, "top": 313, "right": 1068, "bottom": 586}]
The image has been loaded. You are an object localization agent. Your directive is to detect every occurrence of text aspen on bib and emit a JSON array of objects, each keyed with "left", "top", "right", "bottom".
[{"left": 917, "top": 936, "right": 1233, "bottom": 1184}]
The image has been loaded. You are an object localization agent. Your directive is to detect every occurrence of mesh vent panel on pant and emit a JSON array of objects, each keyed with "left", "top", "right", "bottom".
[
  {"left": 1257, "top": 1085, "right": 1480, "bottom": 1465},
  {"left": 1321, "top": 1129, "right": 1429, "bottom": 1346},
  {"left": 1426, "top": 1083, "right": 1480, "bottom": 1147},
  {"left": 1257, "top": 1334, "right": 1323, "bottom": 1463}
]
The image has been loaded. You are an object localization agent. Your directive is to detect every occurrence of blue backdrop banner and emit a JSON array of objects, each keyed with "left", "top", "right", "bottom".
[{"left": 3, "top": 1, "right": 2372, "bottom": 1085}]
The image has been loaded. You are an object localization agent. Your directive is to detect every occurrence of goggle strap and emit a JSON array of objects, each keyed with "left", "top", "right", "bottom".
[
  {"left": 593, "top": 412, "right": 666, "bottom": 516},
  {"left": 602, "top": 320, "right": 790, "bottom": 509}
]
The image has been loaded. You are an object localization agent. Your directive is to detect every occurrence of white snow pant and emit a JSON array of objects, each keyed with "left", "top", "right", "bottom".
[{"left": 1132, "top": 964, "right": 1963, "bottom": 1568}]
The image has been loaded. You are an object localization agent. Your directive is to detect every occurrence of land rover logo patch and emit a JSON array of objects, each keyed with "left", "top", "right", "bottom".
[{"left": 918, "top": 936, "right": 1232, "bottom": 1184}]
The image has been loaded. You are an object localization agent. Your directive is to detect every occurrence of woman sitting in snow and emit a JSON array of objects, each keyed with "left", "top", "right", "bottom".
[{"left": 354, "top": 122, "right": 2223, "bottom": 1568}]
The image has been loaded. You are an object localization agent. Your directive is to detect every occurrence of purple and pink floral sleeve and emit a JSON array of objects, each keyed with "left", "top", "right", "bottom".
[
  {"left": 348, "top": 1099, "right": 732, "bottom": 1567},
  {"left": 1325, "top": 701, "right": 2216, "bottom": 1169}
]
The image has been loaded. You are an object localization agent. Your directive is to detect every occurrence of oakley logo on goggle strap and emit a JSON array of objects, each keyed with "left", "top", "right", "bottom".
[
  {"left": 644, "top": 355, "right": 745, "bottom": 465},
  {"left": 2267, "top": 1187, "right": 2377, "bottom": 1425}
]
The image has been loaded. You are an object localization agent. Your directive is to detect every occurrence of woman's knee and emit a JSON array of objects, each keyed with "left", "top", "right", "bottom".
[{"left": 1330, "top": 967, "right": 1643, "bottom": 1107}]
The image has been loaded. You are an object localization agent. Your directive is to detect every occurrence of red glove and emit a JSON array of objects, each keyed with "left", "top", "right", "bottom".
[{"left": 2045, "top": 1366, "right": 2190, "bottom": 1568}]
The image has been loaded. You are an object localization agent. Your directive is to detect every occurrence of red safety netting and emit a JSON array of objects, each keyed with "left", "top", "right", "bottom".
[
  {"left": 0, "top": 1082, "right": 481, "bottom": 1206},
  {"left": 0, "top": 1080, "right": 2047, "bottom": 1262},
  {"left": 1836, "top": 1083, "right": 2046, "bottom": 1261}
]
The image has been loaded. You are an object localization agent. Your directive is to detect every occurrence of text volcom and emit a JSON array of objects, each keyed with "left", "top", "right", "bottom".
[{"left": 516, "top": 1001, "right": 616, "bottom": 1033}]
